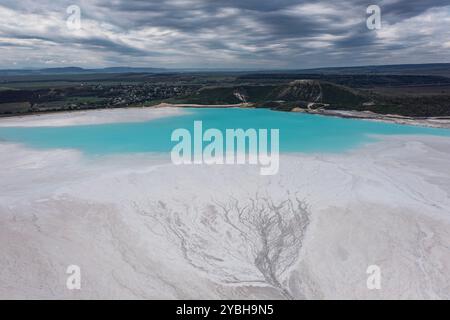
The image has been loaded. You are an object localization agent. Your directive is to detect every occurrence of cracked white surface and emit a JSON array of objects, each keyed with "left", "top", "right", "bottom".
[{"left": 1, "top": 134, "right": 450, "bottom": 299}]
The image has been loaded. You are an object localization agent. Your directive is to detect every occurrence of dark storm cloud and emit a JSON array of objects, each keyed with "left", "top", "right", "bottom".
[
  {"left": 0, "top": 0, "right": 449, "bottom": 68},
  {"left": 74, "top": 37, "right": 151, "bottom": 56},
  {"left": 381, "top": 0, "right": 450, "bottom": 20}
]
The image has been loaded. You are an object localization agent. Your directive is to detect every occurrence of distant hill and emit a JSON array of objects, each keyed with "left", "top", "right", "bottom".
[
  {"left": 0, "top": 67, "right": 167, "bottom": 76},
  {"left": 171, "top": 79, "right": 450, "bottom": 116},
  {"left": 238, "top": 73, "right": 450, "bottom": 88},
  {"left": 1, "top": 63, "right": 450, "bottom": 77},
  {"left": 171, "top": 80, "right": 368, "bottom": 108},
  {"left": 295, "top": 63, "right": 450, "bottom": 77}
]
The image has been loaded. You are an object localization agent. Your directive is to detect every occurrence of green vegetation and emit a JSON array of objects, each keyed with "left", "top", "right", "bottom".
[{"left": 1, "top": 66, "right": 450, "bottom": 117}]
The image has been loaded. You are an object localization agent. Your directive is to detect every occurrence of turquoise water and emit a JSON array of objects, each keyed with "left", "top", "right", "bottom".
[{"left": 0, "top": 108, "right": 450, "bottom": 155}]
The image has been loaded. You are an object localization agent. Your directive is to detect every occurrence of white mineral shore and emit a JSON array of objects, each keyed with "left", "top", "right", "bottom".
[
  {"left": 0, "top": 106, "right": 188, "bottom": 127},
  {"left": 292, "top": 107, "right": 450, "bottom": 129},
  {"left": 1, "top": 109, "right": 450, "bottom": 299},
  {"left": 154, "top": 102, "right": 252, "bottom": 108}
]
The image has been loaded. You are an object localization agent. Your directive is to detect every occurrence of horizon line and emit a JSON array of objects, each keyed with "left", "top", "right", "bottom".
[{"left": 1, "top": 62, "right": 450, "bottom": 72}]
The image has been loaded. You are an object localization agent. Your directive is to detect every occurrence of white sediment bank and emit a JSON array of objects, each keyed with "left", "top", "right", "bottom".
[
  {"left": 1, "top": 108, "right": 450, "bottom": 299},
  {"left": 292, "top": 107, "right": 450, "bottom": 129},
  {"left": 0, "top": 106, "right": 188, "bottom": 127}
]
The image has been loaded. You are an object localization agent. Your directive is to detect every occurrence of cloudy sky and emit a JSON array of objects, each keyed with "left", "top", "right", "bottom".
[{"left": 0, "top": 0, "right": 450, "bottom": 69}]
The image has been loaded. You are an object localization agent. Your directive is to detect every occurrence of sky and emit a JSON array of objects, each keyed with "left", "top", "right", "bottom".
[{"left": 0, "top": 0, "right": 450, "bottom": 69}]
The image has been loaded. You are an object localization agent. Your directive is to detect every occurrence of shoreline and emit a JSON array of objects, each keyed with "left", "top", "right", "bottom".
[
  {"left": 291, "top": 107, "right": 450, "bottom": 129},
  {"left": 157, "top": 103, "right": 450, "bottom": 129},
  {"left": 154, "top": 102, "right": 253, "bottom": 108},
  {"left": 1, "top": 102, "right": 450, "bottom": 129},
  {"left": 0, "top": 106, "right": 188, "bottom": 127}
]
